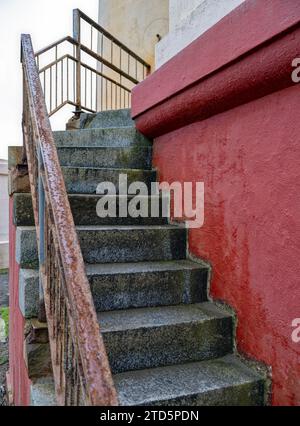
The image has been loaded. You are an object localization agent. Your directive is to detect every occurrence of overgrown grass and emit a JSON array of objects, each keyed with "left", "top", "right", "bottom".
[
  {"left": 0, "top": 269, "right": 8, "bottom": 275},
  {"left": 0, "top": 307, "right": 9, "bottom": 336}
]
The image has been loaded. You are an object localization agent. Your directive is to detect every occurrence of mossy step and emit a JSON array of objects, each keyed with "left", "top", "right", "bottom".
[
  {"left": 57, "top": 146, "right": 152, "bottom": 169},
  {"left": 100, "top": 302, "right": 233, "bottom": 374},
  {"left": 61, "top": 166, "right": 156, "bottom": 194},
  {"left": 16, "top": 225, "right": 187, "bottom": 269},
  {"left": 19, "top": 260, "right": 208, "bottom": 318},
  {"left": 80, "top": 108, "right": 133, "bottom": 129},
  {"left": 114, "top": 354, "right": 266, "bottom": 406},
  {"left": 13, "top": 193, "right": 168, "bottom": 227},
  {"left": 54, "top": 127, "right": 151, "bottom": 148}
]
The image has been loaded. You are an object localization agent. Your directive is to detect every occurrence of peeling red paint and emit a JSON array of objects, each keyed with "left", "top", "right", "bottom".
[{"left": 8, "top": 197, "right": 31, "bottom": 406}]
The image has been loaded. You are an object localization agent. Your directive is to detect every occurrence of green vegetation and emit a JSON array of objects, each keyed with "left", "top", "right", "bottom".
[
  {"left": 0, "top": 269, "right": 8, "bottom": 275},
  {"left": 0, "top": 307, "right": 9, "bottom": 336}
]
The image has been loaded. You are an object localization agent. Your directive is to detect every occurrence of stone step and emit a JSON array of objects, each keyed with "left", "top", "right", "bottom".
[
  {"left": 13, "top": 193, "right": 168, "bottom": 226},
  {"left": 61, "top": 166, "right": 156, "bottom": 194},
  {"left": 57, "top": 146, "right": 152, "bottom": 169},
  {"left": 54, "top": 127, "right": 151, "bottom": 148},
  {"left": 89, "top": 260, "right": 208, "bottom": 312},
  {"left": 16, "top": 225, "right": 187, "bottom": 269},
  {"left": 19, "top": 260, "right": 208, "bottom": 318},
  {"left": 100, "top": 302, "right": 233, "bottom": 374},
  {"left": 80, "top": 108, "right": 134, "bottom": 129},
  {"left": 114, "top": 354, "right": 266, "bottom": 406}
]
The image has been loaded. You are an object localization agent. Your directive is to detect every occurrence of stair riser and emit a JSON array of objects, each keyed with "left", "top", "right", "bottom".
[
  {"left": 62, "top": 168, "right": 157, "bottom": 194},
  {"left": 80, "top": 109, "right": 133, "bottom": 129},
  {"left": 91, "top": 268, "right": 208, "bottom": 312},
  {"left": 57, "top": 146, "right": 152, "bottom": 169},
  {"left": 13, "top": 194, "right": 168, "bottom": 226},
  {"left": 16, "top": 227, "right": 187, "bottom": 268},
  {"left": 18, "top": 267, "right": 208, "bottom": 318},
  {"left": 54, "top": 128, "right": 151, "bottom": 148},
  {"left": 103, "top": 317, "right": 233, "bottom": 374}
]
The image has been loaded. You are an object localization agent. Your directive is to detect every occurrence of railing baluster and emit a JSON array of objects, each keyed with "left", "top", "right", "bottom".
[
  {"left": 38, "top": 146, "right": 46, "bottom": 323},
  {"left": 55, "top": 46, "right": 58, "bottom": 108}
]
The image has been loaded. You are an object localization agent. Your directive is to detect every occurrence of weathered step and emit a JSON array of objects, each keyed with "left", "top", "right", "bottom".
[
  {"left": 16, "top": 225, "right": 187, "bottom": 268},
  {"left": 100, "top": 303, "right": 233, "bottom": 374},
  {"left": 18, "top": 260, "right": 208, "bottom": 318},
  {"left": 54, "top": 127, "right": 151, "bottom": 148},
  {"left": 89, "top": 260, "right": 208, "bottom": 312},
  {"left": 80, "top": 108, "right": 134, "bottom": 129},
  {"left": 13, "top": 193, "right": 168, "bottom": 226},
  {"left": 61, "top": 167, "right": 156, "bottom": 194},
  {"left": 57, "top": 146, "right": 152, "bottom": 169},
  {"left": 114, "top": 354, "right": 266, "bottom": 406}
]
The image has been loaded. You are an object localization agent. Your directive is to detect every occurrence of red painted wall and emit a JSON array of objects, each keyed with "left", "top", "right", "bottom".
[
  {"left": 152, "top": 86, "right": 300, "bottom": 405},
  {"left": 133, "top": 0, "right": 300, "bottom": 405},
  {"left": 8, "top": 197, "right": 31, "bottom": 406}
]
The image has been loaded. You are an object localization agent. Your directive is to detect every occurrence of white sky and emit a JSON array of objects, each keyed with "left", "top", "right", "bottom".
[{"left": 0, "top": 0, "right": 99, "bottom": 160}]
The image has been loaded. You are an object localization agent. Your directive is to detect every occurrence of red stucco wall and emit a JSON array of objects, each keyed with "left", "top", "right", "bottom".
[
  {"left": 132, "top": 0, "right": 300, "bottom": 405},
  {"left": 152, "top": 86, "right": 300, "bottom": 405},
  {"left": 8, "top": 197, "right": 31, "bottom": 406}
]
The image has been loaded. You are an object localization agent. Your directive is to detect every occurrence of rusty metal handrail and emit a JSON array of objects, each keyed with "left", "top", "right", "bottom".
[
  {"left": 21, "top": 33, "right": 118, "bottom": 406},
  {"left": 35, "top": 9, "right": 151, "bottom": 117}
]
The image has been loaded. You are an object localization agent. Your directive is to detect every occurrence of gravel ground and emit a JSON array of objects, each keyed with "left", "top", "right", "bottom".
[{"left": 0, "top": 271, "right": 9, "bottom": 406}]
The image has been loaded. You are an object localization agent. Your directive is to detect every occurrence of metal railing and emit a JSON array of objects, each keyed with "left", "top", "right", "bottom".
[
  {"left": 21, "top": 34, "right": 118, "bottom": 406},
  {"left": 35, "top": 9, "right": 151, "bottom": 117}
]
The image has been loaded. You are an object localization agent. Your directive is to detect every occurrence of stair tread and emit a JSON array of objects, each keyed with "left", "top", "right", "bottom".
[
  {"left": 86, "top": 259, "right": 206, "bottom": 275},
  {"left": 20, "top": 259, "right": 206, "bottom": 276},
  {"left": 99, "top": 302, "right": 231, "bottom": 333},
  {"left": 61, "top": 165, "right": 154, "bottom": 172},
  {"left": 76, "top": 225, "right": 184, "bottom": 231},
  {"left": 57, "top": 146, "right": 150, "bottom": 150},
  {"left": 17, "top": 224, "right": 182, "bottom": 230},
  {"left": 114, "top": 354, "right": 264, "bottom": 406}
]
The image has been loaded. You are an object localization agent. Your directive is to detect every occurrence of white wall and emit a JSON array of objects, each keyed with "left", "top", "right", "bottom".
[
  {"left": 169, "top": 0, "right": 202, "bottom": 31},
  {"left": 98, "top": 0, "right": 169, "bottom": 69},
  {"left": 156, "top": 0, "right": 245, "bottom": 68},
  {"left": 0, "top": 160, "right": 9, "bottom": 269}
]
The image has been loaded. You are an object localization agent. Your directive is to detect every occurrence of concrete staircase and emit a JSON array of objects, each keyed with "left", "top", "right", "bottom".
[{"left": 14, "top": 109, "right": 266, "bottom": 406}]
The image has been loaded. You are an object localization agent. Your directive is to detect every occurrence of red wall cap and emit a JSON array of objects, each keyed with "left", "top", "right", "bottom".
[{"left": 132, "top": 0, "right": 300, "bottom": 137}]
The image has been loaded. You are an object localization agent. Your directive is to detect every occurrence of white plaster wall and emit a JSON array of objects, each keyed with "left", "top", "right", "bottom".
[
  {"left": 156, "top": 0, "right": 245, "bottom": 68},
  {"left": 98, "top": 0, "right": 169, "bottom": 69},
  {"left": 0, "top": 160, "right": 8, "bottom": 269},
  {"left": 169, "top": 0, "right": 203, "bottom": 31}
]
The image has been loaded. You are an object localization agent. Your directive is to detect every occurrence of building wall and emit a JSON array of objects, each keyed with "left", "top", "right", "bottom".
[
  {"left": 98, "top": 0, "right": 169, "bottom": 69},
  {"left": 132, "top": 0, "right": 300, "bottom": 405},
  {"left": 156, "top": 0, "right": 245, "bottom": 68},
  {"left": 0, "top": 160, "right": 9, "bottom": 269}
]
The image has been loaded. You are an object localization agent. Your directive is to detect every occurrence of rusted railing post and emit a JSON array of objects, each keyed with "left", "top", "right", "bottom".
[
  {"left": 38, "top": 147, "right": 46, "bottom": 322},
  {"left": 73, "top": 9, "right": 81, "bottom": 115}
]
